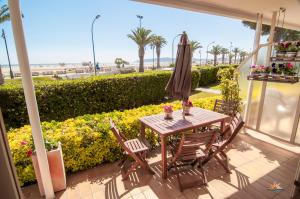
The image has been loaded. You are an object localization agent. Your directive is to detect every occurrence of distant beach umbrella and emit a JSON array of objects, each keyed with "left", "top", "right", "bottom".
[{"left": 165, "top": 32, "right": 192, "bottom": 101}]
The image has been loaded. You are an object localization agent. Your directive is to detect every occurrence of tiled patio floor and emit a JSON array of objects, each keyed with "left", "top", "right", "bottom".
[{"left": 22, "top": 131, "right": 300, "bottom": 199}]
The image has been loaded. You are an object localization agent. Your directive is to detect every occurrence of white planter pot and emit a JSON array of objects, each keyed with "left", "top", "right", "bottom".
[
  {"left": 183, "top": 106, "right": 191, "bottom": 115},
  {"left": 31, "top": 142, "right": 66, "bottom": 196},
  {"left": 164, "top": 112, "right": 173, "bottom": 119}
]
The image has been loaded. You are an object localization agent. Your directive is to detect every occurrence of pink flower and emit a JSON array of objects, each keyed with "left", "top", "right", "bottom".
[
  {"left": 20, "top": 140, "right": 28, "bottom": 146},
  {"left": 163, "top": 105, "right": 173, "bottom": 113},
  {"left": 287, "top": 63, "right": 294, "bottom": 69},
  {"left": 27, "top": 149, "right": 33, "bottom": 157}
]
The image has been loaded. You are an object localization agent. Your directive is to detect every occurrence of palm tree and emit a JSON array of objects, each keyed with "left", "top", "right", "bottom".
[
  {"left": 190, "top": 40, "right": 202, "bottom": 54},
  {"left": 152, "top": 35, "right": 167, "bottom": 69},
  {"left": 208, "top": 45, "right": 222, "bottom": 66},
  {"left": 233, "top": 47, "right": 240, "bottom": 64},
  {"left": 220, "top": 48, "right": 229, "bottom": 64},
  {"left": 127, "top": 28, "right": 153, "bottom": 72},
  {"left": 0, "top": 4, "right": 10, "bottom": 85},
  {"left": 239, "top": 51, "right": 248, "bottom": 63}
]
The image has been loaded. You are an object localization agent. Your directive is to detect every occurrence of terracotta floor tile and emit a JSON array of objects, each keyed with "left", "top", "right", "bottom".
[{"left": 21, "top": 133, "right": 300, "bottom": 199}]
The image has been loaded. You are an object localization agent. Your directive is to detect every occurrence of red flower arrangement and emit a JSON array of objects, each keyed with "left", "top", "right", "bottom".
[
  {"left": 182, "top": 100, "right": 193, "bottom": 107},
  {"left": 163, "top": 105, "right": 173, "bottom": 113}
]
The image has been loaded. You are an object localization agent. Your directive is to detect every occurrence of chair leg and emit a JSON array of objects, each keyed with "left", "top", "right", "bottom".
[
  {"left": 122, "top": 161, "right": 139, "bottom": 181},
  {"left": 214, "top": 154, "right": 231, "bottom": 173},
  {"left": 220, "top": 151, "right": 230, "bottom": 172},
  {"left": 137, "top": 153, "right": 155, "bottom": 175},
  {"left": 198, "top": 161, "right": 207, "bottom": 185}
]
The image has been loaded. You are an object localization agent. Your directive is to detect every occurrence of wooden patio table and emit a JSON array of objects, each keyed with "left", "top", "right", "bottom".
[{"left": 139, "top": 107, "right": 230, "bottom": 179}]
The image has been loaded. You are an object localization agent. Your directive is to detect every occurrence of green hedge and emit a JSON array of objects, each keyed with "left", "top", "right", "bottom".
[
  {"left": 0, "top": 71, "right": 200, "bottom": 128},
  {"left": 7, "top": 96, "right": 219, "bottom": 186},
  {"left": 196, "top": 65, "right": 238, "bottom": 86}
]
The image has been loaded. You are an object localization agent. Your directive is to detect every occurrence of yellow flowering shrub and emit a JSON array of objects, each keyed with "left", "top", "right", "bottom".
[{"left": 8, "top": 96, "right": 218, "bottom": 186}]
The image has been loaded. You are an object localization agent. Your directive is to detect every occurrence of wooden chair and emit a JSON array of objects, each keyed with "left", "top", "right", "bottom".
[
  {"left": 209, "top": 113, "right": 244, "bottom": 173},
  {"left": 168, "top": 131, "right": 218, "bottom": 192},
  {"left": 213, "top": 99, "right": 238, "bottom": 117},
  {"left": 109, "top": 119, "right": 154, "bottom": 180},
  {"left": 203, "top": 99, "right": 239, "bottom": 133}
]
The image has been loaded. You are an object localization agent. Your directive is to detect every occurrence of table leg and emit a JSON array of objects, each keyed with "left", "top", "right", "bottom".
[
  {"left": 140, "top": 123, "right": 145, "bottom": 140},
  {"left": 221, "top": 120, "right": 226, "bottom": 133},
  {"left": 160, "top": 135, "right": 167, "bottom": 179}
]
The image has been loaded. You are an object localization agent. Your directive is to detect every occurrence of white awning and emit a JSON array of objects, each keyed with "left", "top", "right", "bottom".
[{"left": 136, "top": 0, "right": 300, "bottom": 30}]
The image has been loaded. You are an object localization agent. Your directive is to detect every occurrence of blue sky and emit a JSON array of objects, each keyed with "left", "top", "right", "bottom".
[{"left": 0, "top": 0, "right": 264, "bottom": 65}]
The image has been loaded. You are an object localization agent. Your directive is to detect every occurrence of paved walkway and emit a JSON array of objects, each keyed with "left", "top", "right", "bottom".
[{"left": 196, "top": 87, "right": 221, "bottom": 95}]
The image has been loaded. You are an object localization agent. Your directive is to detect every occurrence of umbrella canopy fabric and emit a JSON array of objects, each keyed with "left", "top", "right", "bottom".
[{"left": 166, "top": 33, "right": 192, "bottom": 101}]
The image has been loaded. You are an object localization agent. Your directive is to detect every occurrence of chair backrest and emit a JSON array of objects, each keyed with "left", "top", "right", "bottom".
[
  {"left": 182, "top": 131, "right": 218, "bottom": 154},
  {"left": 109, "top": 119, "right": 127, "bottom": 142},
  {"left": 218, "top": 113, "right": 244, "bottom": 150},
  {"left": 109, "top": 118, "right": 137, "bottom": 156},
  {"left": 213, "top": 99, "right": 238, "bottom": 117}
]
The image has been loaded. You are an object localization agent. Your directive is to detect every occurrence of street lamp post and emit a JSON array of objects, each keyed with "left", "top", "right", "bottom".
[
  {"left": 206, "top": 41, "right": 215, "bottom": 65},
  {"left": 172, "top": 33, "right": 183, "bottom": 65},
  {"left": 136, "top": 15, "right": 143, "bottom": 28},
  {"left": 2, "top": 29, "right": 13, "bottom": 79},
  {"left": 91, "top": 14, "right": 100, "bottom": 75}
]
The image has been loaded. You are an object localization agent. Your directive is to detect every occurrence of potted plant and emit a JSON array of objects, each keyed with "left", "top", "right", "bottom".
[
  {"left": 22, "top": 138, "right": 66, "bottom": 196},
  {"left": 296, "top": 41, "right": 300, "bottom": 57},
  {"left": 260, "top": 65, "right": 271, "bottom": 77},
  {"left": 182, "top": 100, "right": 193, "bottom": 115},
  {"left": 275, "top": 42, "right": 287, "bottom": 58},
  {"left": 286, "top": 43, "right": 298, "bottom": 59},
  {"left": 163, "top": 105, "right": 173, "bottom": 119},
  {"left": 250, "top": 65, "right": 260, "bottom": 77},
  {"left": 284, "top": 62, "right": 297, "bottom": 78},
  {"left": 271, "top": 63, "right": 282, "bottom": 79}
]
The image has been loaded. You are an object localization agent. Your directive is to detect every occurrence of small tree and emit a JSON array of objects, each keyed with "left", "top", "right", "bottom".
[
  {"left": 115, "top": 58, "right": 129, "bottom": 68},
  {"left": 115, "top": 58, "right": 123, "bottom": 68},
  {"left": 218, "top": 67, "right": 241, "bottom": 114}
]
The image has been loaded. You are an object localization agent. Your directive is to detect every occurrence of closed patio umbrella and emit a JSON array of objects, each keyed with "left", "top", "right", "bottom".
[{"left": 166, "top": 32, "right": 192, "bottom": 101}]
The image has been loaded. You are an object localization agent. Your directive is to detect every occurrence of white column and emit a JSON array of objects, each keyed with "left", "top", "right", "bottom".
[
  {"left": 8, "top": 0, "right": 55, "bottom": 198},
  {"left": 244, "top": 13, "right": 263, "bottom": 125},
  {"left": 256, "top": 11, "right": 277, "bottom": 130}
]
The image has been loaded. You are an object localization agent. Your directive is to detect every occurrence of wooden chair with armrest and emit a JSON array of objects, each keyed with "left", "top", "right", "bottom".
[{"left": 109, "top": 119, "right": 155, "bottom": 180}]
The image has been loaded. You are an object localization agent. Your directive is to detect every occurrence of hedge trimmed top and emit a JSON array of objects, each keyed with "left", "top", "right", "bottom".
[{"left": 0, "top": 70, "right": 200, "bottom": 128}]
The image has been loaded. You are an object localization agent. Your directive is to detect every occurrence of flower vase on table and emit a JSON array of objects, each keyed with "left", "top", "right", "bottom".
[
  {"left": 182, "top": 100, "right": 193, "bottom": 116},
  {"left": 163, "top": 105, "right": 173, "bottom": 120}
]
